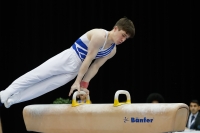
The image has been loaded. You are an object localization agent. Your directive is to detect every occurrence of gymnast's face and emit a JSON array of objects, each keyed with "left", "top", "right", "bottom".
[
  {"left": 189, "top": 102, "right": 199, "bottom": 114},
  {"left": 113, "top": 26, "right": 130, "bottom": 45}
]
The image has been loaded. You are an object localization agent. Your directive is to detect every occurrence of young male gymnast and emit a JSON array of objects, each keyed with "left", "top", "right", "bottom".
[{"left": 0, "top": 17, "right": 135, "bottom": 108}]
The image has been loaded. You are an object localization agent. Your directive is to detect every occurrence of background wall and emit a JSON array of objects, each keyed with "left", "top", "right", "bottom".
[{"left": 0, "top": 0, "right": 198, "bottom": 132}]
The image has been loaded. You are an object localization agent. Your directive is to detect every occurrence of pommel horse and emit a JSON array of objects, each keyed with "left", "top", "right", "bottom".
[{"left": 23, "top": 90, "right": 189, "bottom": 133}]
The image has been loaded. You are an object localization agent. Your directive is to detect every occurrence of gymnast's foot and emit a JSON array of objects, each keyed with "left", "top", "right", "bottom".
[
  {"left": 4, "top": 99, "right": 14, "bottom": 108},
  {"left": 4, "top": 92, "right": 20, "bottom": 108},
  {"left": 0, "top": 90, "right": 12, "bottom": 104}
]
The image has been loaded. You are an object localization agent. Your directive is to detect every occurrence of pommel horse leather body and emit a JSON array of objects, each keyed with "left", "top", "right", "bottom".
[{"left": 22, "top": 90, "right": 189, "bottom": 133}]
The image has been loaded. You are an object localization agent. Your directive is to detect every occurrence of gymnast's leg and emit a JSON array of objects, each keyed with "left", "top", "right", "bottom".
[
  {"left": 4, "top": 72, "right": 77, "bottom": 108},
  {"left": 0, "top": 48, "right": 81, "bottom": 104}
]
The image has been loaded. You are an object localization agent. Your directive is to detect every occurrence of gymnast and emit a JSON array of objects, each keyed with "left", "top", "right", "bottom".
[{"left": 0, "top": 17, "right": 135, "bottom": 108}]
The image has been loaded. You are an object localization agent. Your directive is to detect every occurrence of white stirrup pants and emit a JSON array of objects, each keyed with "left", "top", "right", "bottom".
[{"left": 1, "top": 48, "right": 82, "bottom": 105}]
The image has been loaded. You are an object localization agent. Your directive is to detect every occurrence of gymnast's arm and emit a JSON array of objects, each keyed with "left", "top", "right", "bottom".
[
  {"left": 82, "top": 46, "right": 116, "bottom": 83},
  {"left": 69, "top": 33, "right": 105, "bottom": 96}
]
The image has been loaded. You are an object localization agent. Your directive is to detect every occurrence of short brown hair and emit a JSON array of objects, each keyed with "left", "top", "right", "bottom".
[{"left": 114, "top": 17, "right": 135, "bottom": 38}]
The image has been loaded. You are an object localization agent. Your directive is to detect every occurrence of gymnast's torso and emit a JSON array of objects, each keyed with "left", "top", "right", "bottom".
[{"left": 71, "top": 29, "right": 116, "bottom": 61}]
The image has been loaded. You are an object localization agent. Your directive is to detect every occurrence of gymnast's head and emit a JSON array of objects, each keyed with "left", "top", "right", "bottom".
[
  {"left": 146, "top": 93, "right": 165, "bottom": 103},
  {"left": 114, "top": 17, "right": 135, "bottom": 38},
  {"left": 110, "top": 17, "right": 135, "bottom": 45}
]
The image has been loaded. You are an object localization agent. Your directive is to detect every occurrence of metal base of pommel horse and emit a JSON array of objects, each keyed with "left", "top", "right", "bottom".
[{"left": 23, "top": 90, "right": 189, "bottom": 133}]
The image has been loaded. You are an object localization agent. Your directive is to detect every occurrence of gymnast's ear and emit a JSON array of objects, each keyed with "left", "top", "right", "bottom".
[{"left": 113, "top": 26, "right": 118, "bottom": 31}]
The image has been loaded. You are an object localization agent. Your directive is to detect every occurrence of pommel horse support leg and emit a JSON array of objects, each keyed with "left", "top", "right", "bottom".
[{"left": 23, "top": 90, "right": 189, "bottom": 133}]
